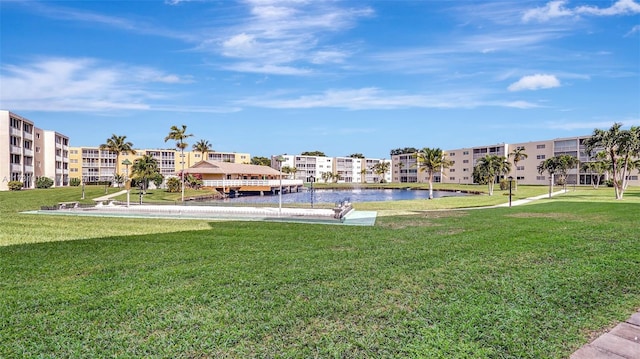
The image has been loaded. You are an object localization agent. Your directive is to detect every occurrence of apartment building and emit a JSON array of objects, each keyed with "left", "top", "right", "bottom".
[
  {"left": 397, "top": 136, "right": 639, "bottom": 187},
  {"left": 272, "top": 154, "right": 392, "bottom": 184},
  {"left": 69, "top": 146, "right": 250, "bottom": 183},
  {"left": 1, "top": 111, "right": 69, "bottom": 191}
]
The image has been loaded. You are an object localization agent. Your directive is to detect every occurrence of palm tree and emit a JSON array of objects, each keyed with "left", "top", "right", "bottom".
[
  {"left": 397, "top": 161, "right": 405, "bottom": 182},
  {"left": 99, "top": 134, "right": 136, "bottom": 185},
  {"left": 509, "top": 147, "right": 528, "bottom": 191},
  {"left": 473, "top": 155, "right": 511, "bottom": 196},
  {"left": 164, "top": 125, "right": 193, "bottom": 202},
  {"left": 583, "top": 123, "right": 639, "bottom": 200},
  {"left": 360, "top": 168, "right": 368, "bottom": 184},
  {"left": 581, "top": 160, "right": 607, "bottom": 189},
  {"left": 132, "top": 154, "right": 160, "bottom": 194},
  {"left": 537, "top": 154, "right": 579, "bottom": 197},
  {"left": 193, "top": 139, "right": 213, "bottom": 161},
  {"left": 372, "top": 160, "right": 391, "bottom": 183},
  {"left": 415, "top": 148, "right": 453, "bottom": 199}
]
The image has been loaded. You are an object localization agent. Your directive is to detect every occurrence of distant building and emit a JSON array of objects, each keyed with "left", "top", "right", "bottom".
[
  {"left": 0, "top": 110, "right": 69, "bottom": 190},
  {"left": 69, "top": 147, "right": 250, "bottom": 184},
  {"left": 271, "top": 154, "right": 391, "bottom": 184}
]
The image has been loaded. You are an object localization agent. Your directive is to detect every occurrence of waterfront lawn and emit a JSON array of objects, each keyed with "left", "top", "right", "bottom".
[{"left": 1, "top": 187, "right": 639, "bottom": 358}]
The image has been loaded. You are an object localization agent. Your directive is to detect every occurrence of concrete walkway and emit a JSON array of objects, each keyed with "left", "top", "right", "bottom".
[
  {"left": 93, "top": 190, "right": 127, "bottom": 202},
  {"left": 571, "top": 309, "right": 640, "bottom": 359},
  {"left": 495, "top": 189, "right": 567, "bottom": 207}
]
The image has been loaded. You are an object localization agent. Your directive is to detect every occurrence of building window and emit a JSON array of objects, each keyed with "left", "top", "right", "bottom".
[
  {"left": 537, "top": 155, "right": 546, "bottom": 160},
  {"left": 463, "top": 151, "right": 469, "bottom": 155},
  {"left": 463, "top": 159, "right": 469, "bottom": 163},
  {"left": 536, "top": 176, "right": 546, "bottom": 180},
  {"left": 450, "top": 169, "right": 455, "bottom": 172},
  {"left": 517, "top": 166, "right": 524, "bottom": 171},
  {"left": 536, "top": 144, "right": 546, "bottom": 149},
  {"left": 450, "top": 176, "right": 455, "bottom": 180},
  {"left": 449, "top": 152, "right": 455, "bottom": 156}
]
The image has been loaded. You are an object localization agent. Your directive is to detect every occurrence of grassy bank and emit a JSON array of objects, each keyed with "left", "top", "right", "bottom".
[{"left": 1, "top": 186, "right": 639, "bottom": 357}]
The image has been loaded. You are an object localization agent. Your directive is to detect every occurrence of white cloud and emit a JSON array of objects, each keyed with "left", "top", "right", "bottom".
[
  {"left": 508, "top": 74, "right": 561, "bottom": 91},
  {"left": 238, "top": 87, "right": 539, "bottom": 110},
  {"left": 212, "top": 1, "right": 373, "bottom": 75},
  {"left": 576, "top": 0, "right": 640, "bottom": 16},
  {"left": 522, "top": 0, "right": 574, "bottom": 22},
  {"left": 523, "top": 0, "right": 640, "bottom": 22},
  {"left": 626, "top": 25, "right": 640, "bottom": 36},
  {"left": 0, "top": 58, "right": 193, "bottom": 112}
]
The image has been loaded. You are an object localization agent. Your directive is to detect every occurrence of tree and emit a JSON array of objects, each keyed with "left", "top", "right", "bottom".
[
  {"left": 473, "top": 155, "right": 511, "bottom": 196},
  {"left": 581, "top": 159, "right": 608, "bottom": 189},
  {"left": 509, "top": 147, "right": 528, "bottom": 191},
  {"left": 371, "top": 161, "right": 391, "bottom": 183},
  {"left": 301, "top": 151, "right": 326, "bottom": 157},
  {"left": 193, "top": 139, "right": 213, "bottom": 161},
  {"left": 360, "top": 168, "right": 368, "bottom": 184},
  {"left": 415, "top": 148, "right": 454, "bottom": 199},
  {"left": 99, "top": 134, "right": 136, "bottom": 180},
  {"left": 132, "top": 154, "right": 160, "bottom": 194},
  {"left": 537, "top": 154, "right": 579, "bottom": 197},
  {"left": 348, "top": 153, "right": 365, "bottom": 159},
  {"left": 251, "top": 156, "right": 271, "bottom": 166},
  {"left": 583, "top": 123, "right": 640, "bottom": 200},
  {"left": 321, "top": 171, "right": 333, "bottom": 183},
  {"left": 390, "top": 147, "right": 418, "bottom": 156},
  {"left": 281, "top": 165, "right": 298, "bottom": 179},
  {"left": 164, "top": 125, "right": 193, "bottom": 202}
]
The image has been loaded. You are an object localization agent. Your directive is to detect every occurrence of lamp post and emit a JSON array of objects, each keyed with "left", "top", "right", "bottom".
[
  {"left": 508, "top": 176, "right": 513, "bottom": 207},
  {"left": 309, "top": 175, "right": 316, "bottom": 208},
  {"left": 275, "top": 155, "right": 284, "bottom": 216},
  {"left": 122, "top": 159, "right": 132, "bottom": 207},
  {"left": 81, "top": 176, "right": 85, "bottom": 200}
]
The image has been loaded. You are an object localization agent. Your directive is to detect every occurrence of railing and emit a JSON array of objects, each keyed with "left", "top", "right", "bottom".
[{"left": 202, "top": 179, "right": 303, "bottom": 187}]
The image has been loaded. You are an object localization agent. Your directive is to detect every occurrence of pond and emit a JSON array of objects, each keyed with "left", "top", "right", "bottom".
[{"left": 214, "top": 188, "right": 468, "bottom": 204}]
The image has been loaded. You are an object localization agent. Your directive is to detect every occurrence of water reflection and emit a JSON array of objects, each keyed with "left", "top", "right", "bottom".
[{"left": 214, "top": 188, "right": 467, "bottom": 204}]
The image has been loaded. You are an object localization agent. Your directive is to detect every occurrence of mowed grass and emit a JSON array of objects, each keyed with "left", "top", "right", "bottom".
[{"left": 1, "top": 186, "right": 639, "bottom": 358}]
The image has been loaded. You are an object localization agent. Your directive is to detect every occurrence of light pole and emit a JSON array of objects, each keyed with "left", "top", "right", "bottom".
[
  {"left": 81, "top": 176, "right": 85, "bottom": 200},
  {"left": 309, "top": 175, "right": 315, "bottom": 208},
  {"left": 508, "top": 176, "right": 513, "bottom": 207},
  {"left": 276, "top": 155, "right": 284, "bottom": 216},
  {"left": 122, "top": 159, "right": 132, "bottom": 207}
]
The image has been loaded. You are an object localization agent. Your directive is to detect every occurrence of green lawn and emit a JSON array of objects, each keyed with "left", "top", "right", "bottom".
[{"left": 1, "top": 186, "right": 639, "bottom": 358}]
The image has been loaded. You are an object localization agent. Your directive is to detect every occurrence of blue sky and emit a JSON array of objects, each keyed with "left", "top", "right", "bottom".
[{"left": 1, "top": 0, "right": 639, "bottom": 158}]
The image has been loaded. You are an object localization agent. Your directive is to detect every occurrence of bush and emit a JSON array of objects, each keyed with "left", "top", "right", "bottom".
[
  {"left": 166, "top": 177, "right": 181, "bottom": 193},
  {"left": 499, "top": 179, "right": 515, "bottom": 191},
  {"left": 8, "top": 181, "right": 23, "bottom": 191},
  {"left": 36, "top": 177, "right": 54, "bottom": 189},
  {"left": 69, "top": 178, "right": 81, "bottom": 187}
]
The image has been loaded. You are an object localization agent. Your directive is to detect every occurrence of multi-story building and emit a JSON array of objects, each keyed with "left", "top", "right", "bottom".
[
  {"left": 1, "top": 111, "right": 69, "bottom": 190},
  {"left": 272, "top": 154, "right": 392, "bottom": 184},
  {"left": 398, "top": 136, "right": 639, "bottom": 187},
  {"left": 69, "top": 146, "right": 250, "bottom": 183}
]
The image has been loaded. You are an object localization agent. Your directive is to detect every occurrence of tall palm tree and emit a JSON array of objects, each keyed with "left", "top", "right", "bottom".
[
  {"left": 99, "top": 134, "right": 136, "bottom": 185},
  {"left": 509, "top": 147, "right": 528, "bottom": 191},
  {"left": 583, "top": 123, "right": 638, "bottom": 200},
  {"left": 473, "top": 155, "right": 511, "bottom": 196},
  {"left": 193, "top": 139, "right": 213, "bottom": 161},
  {"left": 537, "top": 154, "right": 579, "bottom": 197},
  {"left": 415, "top": 148, "right": 453, "bottom": 199},
  {"left": 164, "top": 125, "right": 193, "bottom": 202},
  {"left": 132, "top": 154, "right": 160, "bottom": 194},
  {"left": 372, "top": 160, "right": 391, "bottom": 183}
]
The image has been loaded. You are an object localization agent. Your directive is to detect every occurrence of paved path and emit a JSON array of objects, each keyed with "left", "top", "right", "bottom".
[
  {"left": 495, "top": 189, "right": 567, "bottom": 207},
  {"left": 93, "top": 190, "right": 127, "bottom": 202},
  {"left": 571, "top": 309, "right": 640, "bottom": 359}
]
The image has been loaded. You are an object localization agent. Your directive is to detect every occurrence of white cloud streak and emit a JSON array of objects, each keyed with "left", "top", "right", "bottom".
[
  {"left": 508, "top": 74, "right": 561, "bottom": 91},
  {"left": 523, "top": 0, "right": 640, "bottom": 22},
  {"left": 238, "top": 87, "right": 539, "bottom": 110},
  {"left": 0, "top": 58, "right": 210, "bottom": 112}
]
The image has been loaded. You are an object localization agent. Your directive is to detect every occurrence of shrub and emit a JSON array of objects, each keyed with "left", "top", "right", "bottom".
[
  {"left": 499, "top": 179, "right": 515, "bottom": 191},
  {"left": 166, "top": 177, "right": 181, "bottom": 193},
  {"left": 36, "top": 177, "right": 54, "bottom": 189},
  {"left": 8, "top": 181, "right": 23, "bottom": 191},
  {"left": 69, "top": 178, "right": 81, "bottom": 187}
]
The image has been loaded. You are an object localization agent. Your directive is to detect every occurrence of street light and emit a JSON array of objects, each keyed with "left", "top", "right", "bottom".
[
  {"left": 508, "top": 176, "right": 513, "bottom": 207},
  {"left": 122, "top": 159, "right": 132, "bottom": 207},
  {"left": 309, "top": 175, "right": 316, "bottom": 208},
  {"left": 275, "top": 155, "right": 285, "bottom": 216}
]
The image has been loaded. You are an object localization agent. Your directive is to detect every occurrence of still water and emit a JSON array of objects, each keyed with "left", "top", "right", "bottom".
[{"left": 216, "top": 188, "right": 468, "bottom": 204}]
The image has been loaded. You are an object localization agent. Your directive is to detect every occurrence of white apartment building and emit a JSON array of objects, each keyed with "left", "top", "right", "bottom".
[
  {"left": 272, "top": 154, "right": 392, "bottom": 184},
  {"left": 0, "top": 111, "right": 69, "bottom": 190}
]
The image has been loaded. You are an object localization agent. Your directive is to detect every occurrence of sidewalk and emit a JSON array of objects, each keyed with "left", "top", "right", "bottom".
[
  {"left": 571, "top": 309, "right": 640, "bottom": 359},
  {"left": 495, "top": 189, "right": 567, "bottom": 207},
  {"left": 93, "top": 190, "right": 127, "bottom": 202}
]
